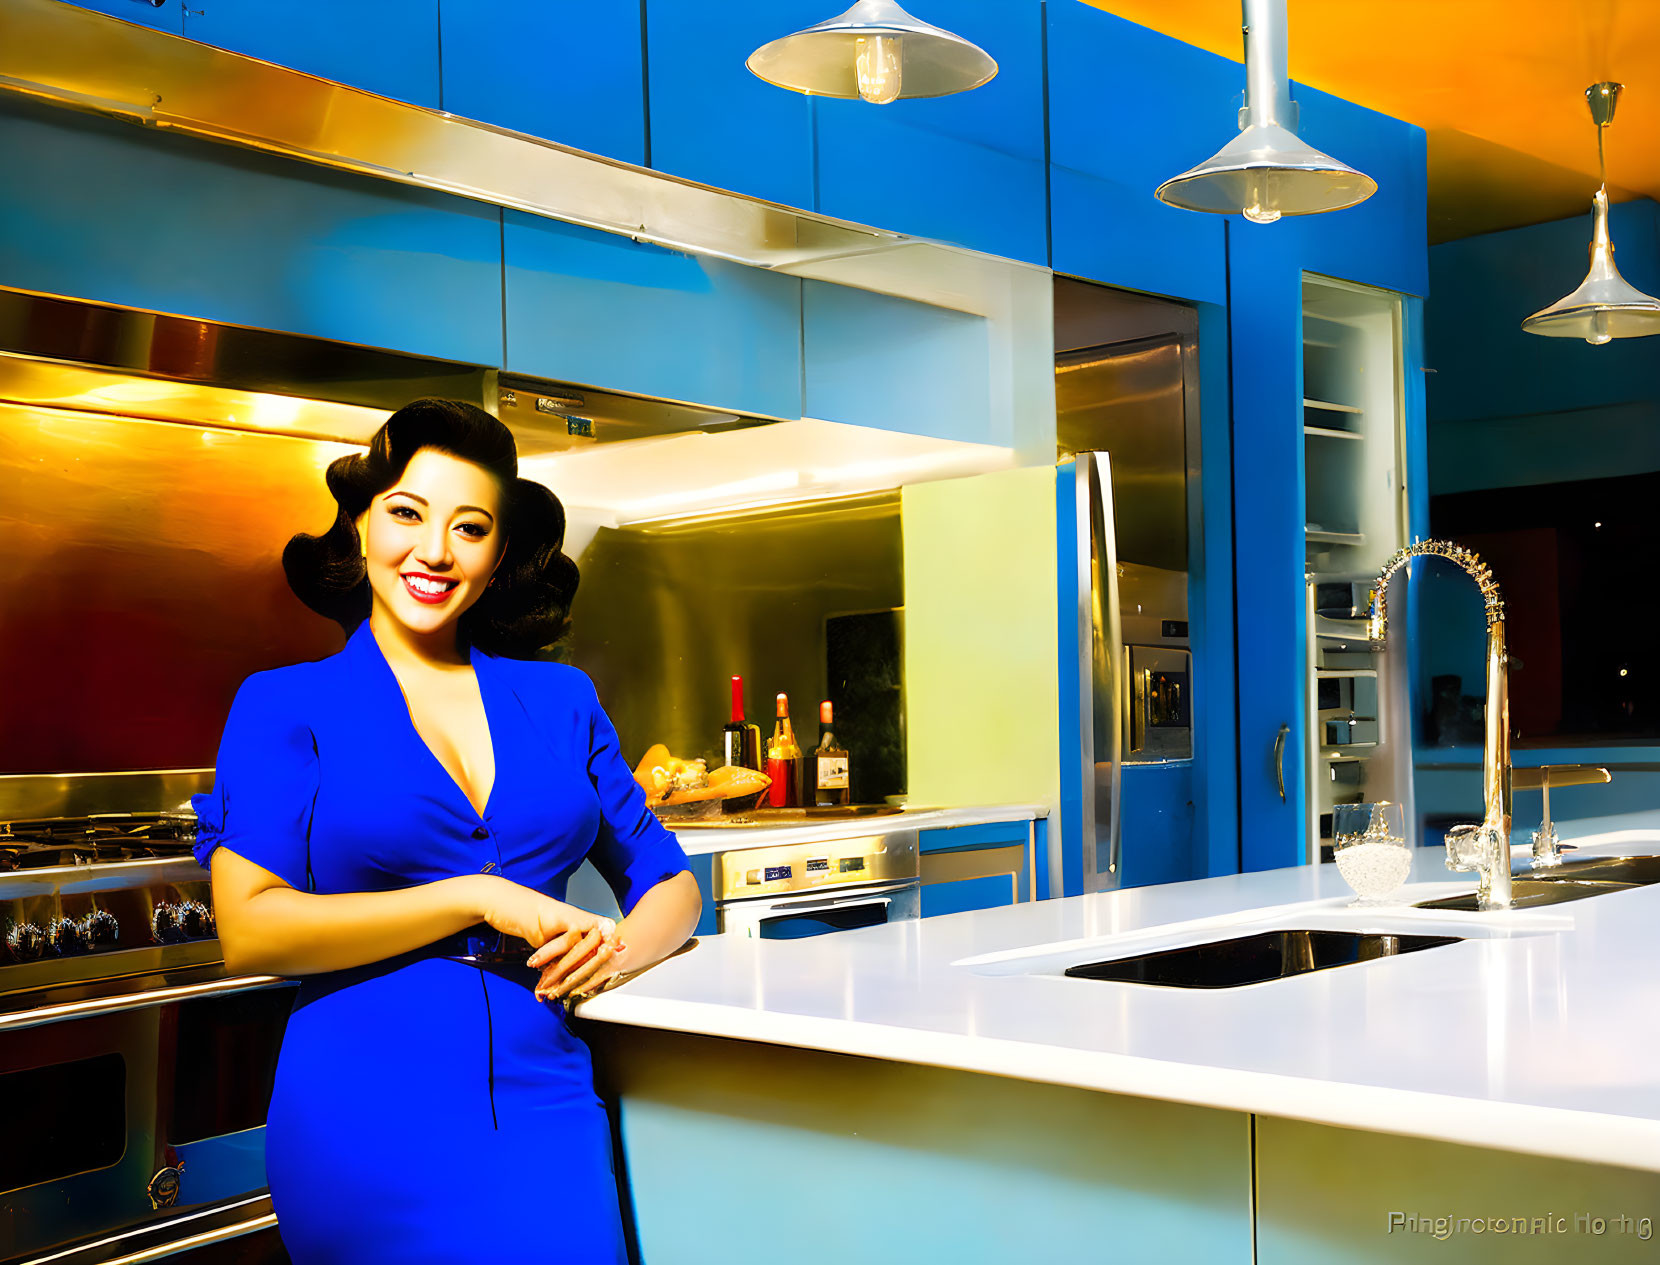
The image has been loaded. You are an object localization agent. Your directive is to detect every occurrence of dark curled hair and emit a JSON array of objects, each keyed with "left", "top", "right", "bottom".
[{"left": 282, "top": 397, "right": 581, "bottom": 657}]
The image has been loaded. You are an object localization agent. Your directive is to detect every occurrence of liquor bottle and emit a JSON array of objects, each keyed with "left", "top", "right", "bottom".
[
  {"left": 765, "top": 693, "right": 803, "bottom": 808},
  {"left": 722, "top": 676, "right": 762, "bottom": 772},
  {"left": 813, "top": 701, "right": 851, "bottom": 806}
]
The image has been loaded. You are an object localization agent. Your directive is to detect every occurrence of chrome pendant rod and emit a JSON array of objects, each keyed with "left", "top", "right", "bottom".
[{"left": 1242, "top": 0, "right": 1293, "bottom": 131}]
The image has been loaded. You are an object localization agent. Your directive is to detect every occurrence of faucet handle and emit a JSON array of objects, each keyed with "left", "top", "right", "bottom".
[{"left": 1444, "top": 823, "right": 1488, "bottom": 873}]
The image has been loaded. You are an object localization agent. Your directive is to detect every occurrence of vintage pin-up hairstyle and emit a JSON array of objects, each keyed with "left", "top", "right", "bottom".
[{"left": 282, "top": 397, "right": 580, "bottom": 657}]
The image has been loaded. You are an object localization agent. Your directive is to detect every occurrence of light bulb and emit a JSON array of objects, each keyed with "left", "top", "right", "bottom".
[
  {"left": 855, "top": 34, "right": 902, "bottom": 105},
  {"left": 1586, "top": 309, "right": 1613, "bottom": 345},
  {"left": 1242, "top": 172, "right": 1281, "bottom": 224}
]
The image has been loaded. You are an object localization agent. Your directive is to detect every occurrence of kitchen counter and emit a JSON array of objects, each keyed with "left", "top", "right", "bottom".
[
  {"left": 584, "top": 830, "right": 1660, "bottom": 1173},
  {"left": 662, "top": 802, "right": 1048, "bottom": 857}
]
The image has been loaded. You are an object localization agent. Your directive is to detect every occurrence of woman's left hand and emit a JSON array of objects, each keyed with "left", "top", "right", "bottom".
[{"left": 531, "top": 923, "right": 628, "bottom": 1003}]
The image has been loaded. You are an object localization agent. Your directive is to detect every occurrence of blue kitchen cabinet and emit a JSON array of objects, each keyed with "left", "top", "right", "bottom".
[
  {"left": 59, "top": 0, "right": 182, "bottom": 34},
  {"left": 1045, "top": 2, "right": 1235, "bottom": 301},
  {"left": 643, "top": 0, "right": 821, "bottom": 208},
  {"left": 919, "top": 821, "right": 1034, "bottom": 918},
  {"left": 1118, "top": 763, "right": 1197, "bottom": 889},
  {"left": 0, "top": 98, "right": 504, "bottom": 367},
  {"left": 181, "top": 0, "right": 440, "bottom": 108},
  {"left": 810, "top": 0, "right": 1048, "bottom": 262},
  {"left": 1227, "top": 230, "right": 1308, "bottom": 873},
  {"left": 801, "top": 280, "right": 993, "bottom": 444},
  {"left": 812, "top": 103, "right": 1048, "bottom": 262},
  {"left": 1290, "top": 84, "right": 1429, "bottom": 300},
  {"left": 503, "top": 211, "right": 802, "bottom": 419},
  {"left": 439, "top": 1, "right": 646, "bottom": 165}
]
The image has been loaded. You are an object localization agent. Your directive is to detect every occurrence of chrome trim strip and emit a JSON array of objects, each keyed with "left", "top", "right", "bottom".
[
  {"left": 20, "top": 1197, "right": 272, "bottom": 1265},
  {"left": 0, "top": 973, "right": 286, "bottom": 1032}
]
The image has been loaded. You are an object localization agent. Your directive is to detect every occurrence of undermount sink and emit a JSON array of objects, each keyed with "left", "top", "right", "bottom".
[
  {"left": 1062, "top": 929, "right": 1463, "bottom": 989},
  {"left": 1413, "top": 854, "right": 1660, "bottom": 911},
  {"left": 1415, "top": 878, "right": 1634, "bottom": 911},
  {"left": 1547, "top": 854, "right": 1660, "bottom": 886}
]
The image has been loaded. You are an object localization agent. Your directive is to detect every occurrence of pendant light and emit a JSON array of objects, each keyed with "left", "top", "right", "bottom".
[
  {"left": 1522, "top": 83, "right": 1660, "bottom": 345},
  {"left": 1155, "top": 0, "right": 1375, "bottom": 223},
  {"left": 746, "top": 1, "right": 997, "bottom": 105}
]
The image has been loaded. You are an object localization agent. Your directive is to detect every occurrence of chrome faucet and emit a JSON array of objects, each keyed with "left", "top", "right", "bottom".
[{"left": 1367, "top": 540, "right": 1513, "bottom": 910}]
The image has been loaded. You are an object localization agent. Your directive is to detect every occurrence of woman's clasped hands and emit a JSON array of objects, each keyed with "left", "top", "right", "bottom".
[{"left": 473, "top": 875, "right": 629, "bottom": 1004}]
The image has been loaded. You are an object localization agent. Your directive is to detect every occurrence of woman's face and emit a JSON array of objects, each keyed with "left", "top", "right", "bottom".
[{"left": 355, "top": 447, "right": 507, "bottom": 637}]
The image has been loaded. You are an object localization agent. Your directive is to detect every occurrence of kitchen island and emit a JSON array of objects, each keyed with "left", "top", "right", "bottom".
[{"left": 580, "top": 834, "right": 1660, "bottom": 1264}]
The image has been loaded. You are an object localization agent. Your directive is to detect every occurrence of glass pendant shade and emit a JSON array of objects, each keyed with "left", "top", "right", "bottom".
[
  {"left": 1155, "top": 0, "right": 1375, "bottom": 221},
  {"left": 1523, "top": 84, "right": 1660, "bottom": 344},
  {"left": 746, "top": 0, "right": 997, "bottom": 103}
]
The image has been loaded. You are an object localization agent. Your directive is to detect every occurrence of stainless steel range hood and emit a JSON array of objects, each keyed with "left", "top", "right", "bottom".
[{"left": 0, "top": 288, "right": 767, "bottom": 454}]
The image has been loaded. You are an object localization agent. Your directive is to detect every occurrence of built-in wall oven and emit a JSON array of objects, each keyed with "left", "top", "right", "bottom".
[{"left": 712, "top": 832, "right": 920, "bottom": 940}]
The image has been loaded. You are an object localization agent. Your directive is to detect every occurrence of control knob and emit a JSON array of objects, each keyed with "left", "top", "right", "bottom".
[
  {"left": 177, "top": 901, "right": 213, "bottom": 939},
  {"left": 151, "top": 903, "right": 182, "bottom": 944},
  {"left": 83, "top": 909, "right": 120, "bottom": 949},
  {"left": 49, "top": 917, "right": 88, "bottom": 956},
  {"left": 5, "top": 922, "right": 46, "bottom": 963}
]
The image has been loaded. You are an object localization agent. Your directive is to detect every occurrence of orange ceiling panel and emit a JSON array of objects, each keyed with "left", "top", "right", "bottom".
[{"left": 1082, "top": 0, "right": 1660, "bottom": 241}]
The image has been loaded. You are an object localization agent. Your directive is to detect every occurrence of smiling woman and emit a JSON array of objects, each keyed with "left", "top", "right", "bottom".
[{"left": 192, "top": 397, "right": 702, "bottom": 1264}]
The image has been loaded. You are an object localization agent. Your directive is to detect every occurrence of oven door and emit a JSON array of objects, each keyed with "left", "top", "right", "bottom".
[
  {"left": 719, "top": 880, "right": 920, "bottom": 939},
  {"left": 0, "top": 974, "right": 294, "bottom": 1262}
]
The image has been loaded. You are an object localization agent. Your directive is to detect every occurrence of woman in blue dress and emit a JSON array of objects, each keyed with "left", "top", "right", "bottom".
[{"left": 192, "top": 398, "right": 700, "bottom": 1263}]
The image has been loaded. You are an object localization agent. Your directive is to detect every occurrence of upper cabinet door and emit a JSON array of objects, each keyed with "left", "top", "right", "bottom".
[
  {"left": 59, "top": 0, "right": 183, "bottom": 35},
  {"left": 439, "top": 0, "right": 646, "bottom": 165},
  {"left": 811, "top": 0, "right": 1047, "bottom": 262},
  {"left": 644, "top": 0, "right": 821, "bottom": 209},
  {"left": 182, "top": 0, "right": 440, "bottom": 108},
  {"left": 1045, "top": 3, "right": 1233, "bottom": 303}
]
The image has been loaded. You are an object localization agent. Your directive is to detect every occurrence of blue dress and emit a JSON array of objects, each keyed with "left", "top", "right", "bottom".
[{"left": 191, "top": 620, "right": 690, "bottom": 1264}]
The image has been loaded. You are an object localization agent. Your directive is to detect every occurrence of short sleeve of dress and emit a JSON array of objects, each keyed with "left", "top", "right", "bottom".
[
  {"left": 190, "top": 670, "right": 319, "bottom": 891},
  {"left": 577, "top": 674, "right": 692, "bottom": 916}
]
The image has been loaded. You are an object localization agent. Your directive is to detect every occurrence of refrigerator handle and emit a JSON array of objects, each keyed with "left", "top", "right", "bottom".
[{"left": 1081, "top": 452, "right": 1125, "bottom": 883}]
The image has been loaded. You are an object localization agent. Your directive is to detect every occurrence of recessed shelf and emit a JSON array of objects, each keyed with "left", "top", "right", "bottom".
[
  {"left": 1304, "top": 424, "right": 1363, "bottom": 442},
  {"left": 1304, "top": 398, "right": 1363, "bottom": 414},
  {"left": 1316, "top": 668, "right": 1378, "bottom": 679},
  {"left": 1306, "top": 529, "right": 1366, "bottom": 546},
  {"left": 1323, "top": 742, "right": 1378, "bottom": 755}
]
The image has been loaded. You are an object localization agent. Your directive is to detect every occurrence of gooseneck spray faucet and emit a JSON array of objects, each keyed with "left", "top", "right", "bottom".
[{"left": 1367, "top": 540, "right": 1513, "bottom": 910}]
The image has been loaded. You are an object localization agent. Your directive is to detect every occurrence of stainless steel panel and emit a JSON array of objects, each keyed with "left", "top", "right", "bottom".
[
  {"left": 565, "top": 496, "right": 903, "bottom": 778},
  {"left": 713, "top": 830, "right": 919, "bottom": 903},
  {"left": 1075, "top": 453, "right": 1124, "bottom": 891},
  {"left": 0, "top": 290, "right": 783, "bottom": 454},
  {"left": 0, "top": 0, "right": 903, "bottom": 272},
  {"left": 1055, "top": 337, "right": 1188, "bottom": 573}
]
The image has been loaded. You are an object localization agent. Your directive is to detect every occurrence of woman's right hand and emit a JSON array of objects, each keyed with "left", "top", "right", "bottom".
[{"left": 469, "top": 874, "right": 616, "bottom": 951}]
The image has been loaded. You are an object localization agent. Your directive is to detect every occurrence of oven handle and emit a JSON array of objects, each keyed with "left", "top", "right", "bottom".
[
  {"left": 71, "top": 1211, "right": 280, "bottom": 1265},
  {"left": 0, "top": 974, "right": 290, "bottom": 1033},
  {"left": 744, "top": 879, "right": 917, "bottom": 917}
]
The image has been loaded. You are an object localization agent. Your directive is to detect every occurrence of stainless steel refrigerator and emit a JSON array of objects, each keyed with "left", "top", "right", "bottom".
[{"left": 1057, "top": 326, "right": 1198, "bottom": 896}]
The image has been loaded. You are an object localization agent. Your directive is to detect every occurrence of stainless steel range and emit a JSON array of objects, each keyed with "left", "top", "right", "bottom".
[{"left": 0, "top": 782, "right": 293, "bottom": 1265}]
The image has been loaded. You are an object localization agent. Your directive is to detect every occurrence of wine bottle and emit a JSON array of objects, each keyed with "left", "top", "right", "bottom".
[
  {"left": 765, "top": 693, "right": 803, "bottom": 808},
  {"left": 814, "top": 700, "right": 850, "bottom": 806},
  {"left": 722, "top": 676, "right": 762, "bottom": 772}
]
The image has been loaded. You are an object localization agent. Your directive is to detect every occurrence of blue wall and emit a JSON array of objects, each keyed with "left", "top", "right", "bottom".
[{"left": 1415, "top": 197, "right": 1660, "bottom": 830}]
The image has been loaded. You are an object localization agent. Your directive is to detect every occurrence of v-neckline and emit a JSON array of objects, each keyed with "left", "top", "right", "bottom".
[{"left": 358, "top": 622, "right": 498, "bottom": 820}]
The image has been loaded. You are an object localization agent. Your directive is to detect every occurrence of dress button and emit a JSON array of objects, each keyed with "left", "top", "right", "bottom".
[{"left": 472, "top": 826, "right": 489, "bottom": 840}]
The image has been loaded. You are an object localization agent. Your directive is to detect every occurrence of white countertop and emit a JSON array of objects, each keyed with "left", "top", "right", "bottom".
[
  {"left": 665, "top": 803, "right": 1047, "bottom": 857},
  {"left": 581, "top": 830, "right": 1660, "bottom": 1172}
]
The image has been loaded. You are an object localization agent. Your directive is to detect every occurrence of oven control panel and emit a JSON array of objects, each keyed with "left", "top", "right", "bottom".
[{"left": 717, "top": 830, "right": 919, "bottom": 903}]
